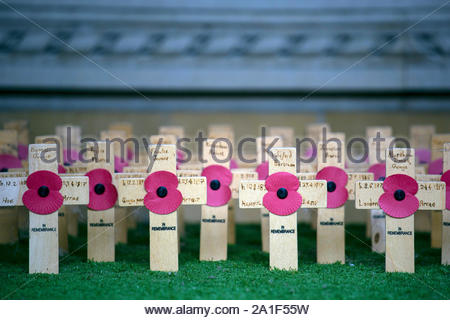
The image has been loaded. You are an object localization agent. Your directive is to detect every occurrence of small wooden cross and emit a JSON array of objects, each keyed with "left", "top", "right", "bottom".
[
  {"left": 117, "top": 144, "right": 206, "bottom": 271},
  {"left": 35, "top": 135, "right": 69, "bottom": 255},
  {"left": 0, "top": 143, "right": 89, "bottom": 274},
  {"left": 85, "top": 140, "right": 116, "bottom": 262},
  {"left": 316, "top": 133, "right": 372, "bottom": 264},
  {"left": 208, "top": 125, "right": 237, "bottom": 245},
  {"left": 355, "top": 148, "right": 446, "bottom": 272},
  {"left": 430, "top": 134, "right": 450, "bottom": 248},
  {"left": 199, "top": 138, "right": 231, "bottom": 261},
  {"left": 240, "top": 147, "right": 328, "bottom": 270}
]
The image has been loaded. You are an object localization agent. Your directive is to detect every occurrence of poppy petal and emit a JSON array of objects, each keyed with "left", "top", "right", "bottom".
[
  {"left": 265, "top": 172, "right": 299, "bottom": 192},
  {"left": 58, "top": 164, "right": 66, "bottom": 173},
  {"left": 327, "top": 188, "right": 348, "bottom": 208},
  {"left": 26, "top": 170, "right": 62, "bottom": 191},
  {"left": 428, "top": 158, "right": 443, "bottom": 175},
  {"left": 383, "top": 174, "right": 418, "bottom": 195},
  {"left": 0, "top": 154, "right": 22, "bottom": 170},
  {"left": 85, "top": 169, "right": 117, "bottom": 210},
  {"left": 144, "top": 171, "right": 178, "bottom": 193},
  {"left": 144, "top": 188, "right": 182, "bottom": 214},
  {"left": 416, "top": 148, "right": 431, "bottom": 164},
  {"left": 23, "top": 188, "right": 63, "bottom": 215},
  {"left": 379, "top": 192, "right": 419, "bottom": 218},
  {"left": 368, "top": 163, "right": 386, "bottom": 181},
  {"left": 263, "top": 190, "right": 302, "bottom": 216},
  {"left": 201, "top": 165, "right": 232, "bottom": 186},
  {"left": 206, "top": 185, "right": 231, "bottom": 207},
  {"left": 316, "top": 166, "right": 348, "bottom": 188},
  {"left": 256, "top": 161, "right": 269, "bottom": 180},
  {"left": 88, "top": 183, "right": 118, "bottom": 210},
  {"left": 86, "top": 168, "right": 113, "bottom": 189}
]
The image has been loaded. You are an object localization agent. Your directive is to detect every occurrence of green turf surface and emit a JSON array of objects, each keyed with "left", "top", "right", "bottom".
[{"left": 0, "top": 222, "right": 449, "bottom": 299}]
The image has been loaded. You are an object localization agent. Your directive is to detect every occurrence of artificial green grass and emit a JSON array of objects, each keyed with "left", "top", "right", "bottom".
[{"left": 0, "top": 222, "right": 449, "bottom": 299}]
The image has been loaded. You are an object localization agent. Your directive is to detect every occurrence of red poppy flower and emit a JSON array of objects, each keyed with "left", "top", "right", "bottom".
[
  {"left": 0, "top": 154, "right": 22, "bottom": 172},
  {"left": 201, "top": 165, "right": 232, "bottom": 206},
  {"left": 316, "top": 166, "right": 348, "bottom": 208},
  {"left": 114, "top": 156, "right": 129, "bottom": 173},
  {"left": 416, "top": 148, "right": 431, "bottom": 165},
  {"left": 428, "top": 158, "right": 443, "bottom": 175},
  {"left": 379, "top": 174, "right": 419, "bottom": 218},
  {"left": 256, "top": 161, "right": 269, "bottom": 180},
  {"left": 22, "top": 170, "right": 63, "bottom": 215},
  {"left": 18, "top": 144, "right": 28, "bottom": 160},
  {"left": 85, "top": 168, "right": 118, "bottom": 210},
  {"left": 368, "top": 163, "right": 386, "bottom": 181},
  {"left": 263, "top": 172, "right": 302, "bottom": 216},
  {"left": 143, "top": 171, "right": 182, "bottom": 214},
  {"left": 441, "top": 170, "right": 450, "bottom": 210}
]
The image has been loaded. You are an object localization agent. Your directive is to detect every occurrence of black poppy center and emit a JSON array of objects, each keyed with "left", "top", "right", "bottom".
[
  {"left": 378, "top": 176, "right": 385, "bottom": 181},
  {"left": 327, "top": 181, "right": 337, "bottom": 193},
  {"left": 63, "top": 162, "right": 71, "bottom": 166},
  {"left": 38, "top": 186, "right": 50, "bottom": 198},
  {"left": 277, "top": 187, "right": 288, "bottom": 199},
  {"left": 0, "top": 167, "right": 8, "bottom": 172},
  {"left": 394, "top": 189, "right": 406, "bottom": 201},
  {"left": 94, "top": 183, "right": 106, "bottom": 195},
  {"left": 157, "top": 186, "right": 168, "bottom": 198},
  {"left": 210, "top": 179, "right": 221, "bottom": 191}
]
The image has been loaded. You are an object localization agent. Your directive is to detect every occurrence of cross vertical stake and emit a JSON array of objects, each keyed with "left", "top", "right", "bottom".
[
  {"left": 86, "top": 141, "right": 116, "bottom": 262},
  {"left": 200, "top": 139, "right": 230, "bottom": 261},
  {"left": 317, "top": 133, "right": 346, "bottom": 264}
]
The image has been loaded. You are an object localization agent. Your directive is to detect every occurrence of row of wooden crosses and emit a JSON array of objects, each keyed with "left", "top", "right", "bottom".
[{"left": 0, "top": 121, "right": 448, "bottom": 275}]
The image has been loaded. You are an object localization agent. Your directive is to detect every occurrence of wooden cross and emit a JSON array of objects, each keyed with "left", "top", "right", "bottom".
[
  {"left": 355, "top": 148, "right": 446, "bottom": 272},
  {"left": 208, "top": 125, "right": 237, "bottom": 245},
  {"left": 158, "top": 127, "right": 187, "bottom": 243},
  {"left": 441, "top": 143, "right": 450, "bottom": 265},
  {"left": 85, "top": 140, "right": 116, "bottom": 262},
  {"left": 35, "top": 135, "right": 69, "bottom": 255},
  {"left": 199, "top": 138, "right": 231, "bottom": 261},
  {"left": 240, "top": 147, "right": 327, "bottom": 270},
  {"left": 117, "top": 144, "right": 206, "bottom": 271},
  {"left": 0, "top": 143, "right": 89, "bottom": 274},
  {"left": 430, "top": 134, "right": 450, "bottom": 248},
  {"left": 316, "top": 133, "right": 372, "bottom": 264}
]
